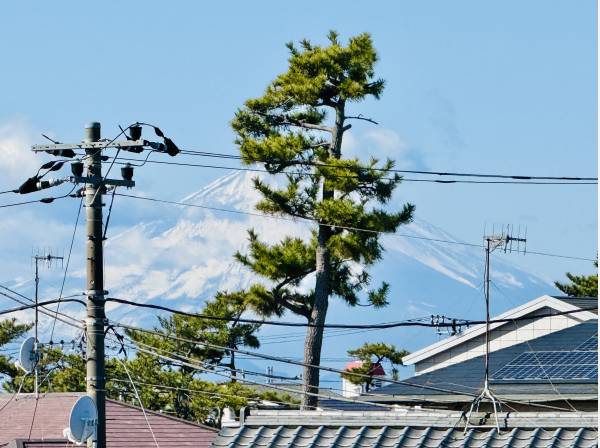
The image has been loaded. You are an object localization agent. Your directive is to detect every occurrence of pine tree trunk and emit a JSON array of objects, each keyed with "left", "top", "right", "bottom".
[
  {"left": 301, "top": 103, "right": 345, "bottom": 409},
  {"left": 230, "top": 349, "right": 237, "bottom": 383},
  {"left": 301, "top": 224, "right": 331, "bottom": 409}
]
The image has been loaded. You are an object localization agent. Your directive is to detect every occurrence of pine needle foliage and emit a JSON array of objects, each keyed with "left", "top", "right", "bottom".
[
  {"left": 554, "top": 262, "right": 598, "bottom": 298},
  {"left": 231, "top": 31, "right": 415, "bottom": 408}
]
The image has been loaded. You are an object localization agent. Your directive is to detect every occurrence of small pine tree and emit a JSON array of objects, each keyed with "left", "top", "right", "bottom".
[
  {"left": 231, "top": 31, "right": 414, "bottom": 408},
  {"left": 342, "top": 342, "right": 408, "bottom": 392}
]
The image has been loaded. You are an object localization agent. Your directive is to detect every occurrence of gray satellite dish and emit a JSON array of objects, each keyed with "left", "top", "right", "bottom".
[
  {"left": 63, "top": 395, "right": 97, "bottom": 445},
  {"left": 15, "top": 336, "right": 36, "bottom": 373}
]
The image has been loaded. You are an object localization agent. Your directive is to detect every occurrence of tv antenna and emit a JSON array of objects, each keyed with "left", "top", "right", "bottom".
[
  {"left": 32, "top": 250, "right": 64, "bottom": 397},
  {"left": 464, "top": 224, "right": 526, "bottom": 432}
]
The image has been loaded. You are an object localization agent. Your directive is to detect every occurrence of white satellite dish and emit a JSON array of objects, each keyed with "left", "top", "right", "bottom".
[
  {"left": 63, "top": 395, "right": 97, "bottom": 445},
  {"left": 15, "top": 336, "right": 36, "bottom": 373}
]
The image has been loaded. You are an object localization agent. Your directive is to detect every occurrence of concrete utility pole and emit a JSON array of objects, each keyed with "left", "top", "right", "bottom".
[
  {"left": 84, "top": 122, "right": 106, "bottom": 448},
  {"left": 28, "top": 121, "right": 176, "bottom": 447},
  {"left": 31, "top": 122, "right": 147, "bottom": 448}
]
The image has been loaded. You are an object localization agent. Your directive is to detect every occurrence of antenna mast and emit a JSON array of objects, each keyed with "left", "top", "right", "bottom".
[
  {"left": 464, "top": 225, "right": 527, "bottom": 432},
  {"left": 32, "top": 251, "right": 64, "bottom": 397}
]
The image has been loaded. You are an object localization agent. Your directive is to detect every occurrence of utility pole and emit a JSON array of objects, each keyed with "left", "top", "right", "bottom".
[
  {"left": 32, "top": 252, "right": 64, "bottom": 397},
  {"left": 28, "top": 121, "right": 175, "bottom": 447},
  {"left": 84, "top": 122, "right": 106, "bottom": 448}
]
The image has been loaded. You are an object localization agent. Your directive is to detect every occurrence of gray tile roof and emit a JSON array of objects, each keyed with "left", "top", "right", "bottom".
[
  {"left": 553, "top": 296, "right": 598, "bottom": 314},
  {"left": 212, "top": 409, "right": 599, "bottom": 447},
  {"left": 367, "top": 321, "right": 598, "bottom": 402}
]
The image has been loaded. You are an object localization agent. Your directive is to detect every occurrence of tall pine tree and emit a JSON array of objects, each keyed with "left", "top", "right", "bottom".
[{"left": 231, "top": 31, "right": 414, "bottom": 408}]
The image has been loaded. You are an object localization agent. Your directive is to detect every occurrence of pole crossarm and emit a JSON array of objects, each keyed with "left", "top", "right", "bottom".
[
  {"left": 31, "top": 139, "right": 148, "bottom": 152},
  {"left": 69, "top": 176, "right": 135, "bottom": 188}
]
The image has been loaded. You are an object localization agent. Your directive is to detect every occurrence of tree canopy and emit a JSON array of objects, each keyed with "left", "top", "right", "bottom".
[{"left": 231, "top": 31, "right": 414, "bottom": 408}]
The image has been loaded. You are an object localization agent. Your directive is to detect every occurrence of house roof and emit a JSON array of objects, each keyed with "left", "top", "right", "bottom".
[
  {"left": 553, "top": 296, "right": 598, "bottom": 314},
  {"left": 344, "top": 361, "right": 386, "bottom": 376},
  {"left": 402, "top": 295, "right": 597, "bottom": 366},
  {"left": 0, "top": 392, "right": 217, "bottom": 447},
  {"left": 365, "top": 320, "right": 598, "bottom": 403},
  {"left": 212, "top": 409, "right": 598, "bottom": 448}
]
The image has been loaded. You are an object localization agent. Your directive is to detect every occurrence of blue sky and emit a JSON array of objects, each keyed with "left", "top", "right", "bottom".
[{"left": 0, "top": 0, "right": 597, "bottom": 288}]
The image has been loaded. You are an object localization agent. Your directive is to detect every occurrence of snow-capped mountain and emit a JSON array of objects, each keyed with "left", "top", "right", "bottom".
[{"left": 101, "top": 170, "right": 552, "bottom": 340}]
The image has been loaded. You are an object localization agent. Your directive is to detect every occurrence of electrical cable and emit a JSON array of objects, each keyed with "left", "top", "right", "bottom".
[
  {"left": 490, "top": 281, "right": 580, "bottom": 412},
  {"left": 107, "top": 378, "right": 298, "bottom": 407},
  {"left": 0, "top": 287, "right": 84, "bottom": 329},
  {"left": 101, "top": 155, "right": 596, "bottom": 185},
  {"left": 0, "top": 298, "right": 86, "bottom": 318},
  {"left": 113, "top": 192, "right": 597, "bottom": 262},
  {"left": 105, "top": 298, "right": 596, "bottom": 329},
  {"left": 0, "top": 372, "right": 29, "bottom": 415},
  {"left": 124, "top": 334, "right": 570, "bottom": 413},
  {"left": 49, "top": 196, "right": 84, "bottom": 342},
  {"left": 0, "top": 185, "right": 77, "bottom": 209},
  {"left": 126, "top": 339, "right": 392, "bottom": 410},
  {"left": 110, "top": 312, "right": 595, "bottom": 403},
  {"left": 103, "top": 187, "right": 118, "bottom": 240},
  {"left": 157, "top": 148, "right": 600, "bottom": 182},
  {"left": 114, "top": 356, "right": 160, "bottom": 448}
]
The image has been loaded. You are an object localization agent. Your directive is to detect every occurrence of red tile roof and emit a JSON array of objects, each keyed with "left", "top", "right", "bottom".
[{"left": 0, "top": 393, "right": 217, "bottom": 447}]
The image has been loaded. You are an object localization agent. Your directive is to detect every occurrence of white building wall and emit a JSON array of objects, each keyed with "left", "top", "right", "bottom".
[{"left": 414, "top": 308, "right": 585, "bottom": 375}]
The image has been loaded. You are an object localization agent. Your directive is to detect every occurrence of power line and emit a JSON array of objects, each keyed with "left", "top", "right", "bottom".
[
  {"left": 0, "top": 286, "right": 84, "bottom": 329},
  {"left": 122, "top": 337, "right": 392, "bottom": 410},
  {"left": 105, "top": 297, "right": 595, "bottom": 329},
  {"left": 102, "top": 155, "right": 596, "bottom": 185},
  {"left": 113, "top": 192, "right": 597, "bottom": 262},
  {"left": 0, "top": 297, "right": 86, "bottom": 318},
  {"left": 50, "top": 196, "right": 83, "bottom": 342},
  {"left": 108, "top": 378, "right": 298, "bottom": 407},
  {"left": 0, "top": 185, "right": 77, "bottom": 209},
  {"left": 162, "top": 149, "right": 600, "bottom": 182},
  {"left": 113, "top": 324, "right": 578, "bottom": 412}
]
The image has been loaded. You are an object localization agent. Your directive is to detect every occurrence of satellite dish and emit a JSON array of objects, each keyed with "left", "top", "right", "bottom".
[
  {"left": 63, "top": 395, "right": 97, "bottom": 445},
  {"left": 15, "top": 337, "right": 36, "bottom": 373}
]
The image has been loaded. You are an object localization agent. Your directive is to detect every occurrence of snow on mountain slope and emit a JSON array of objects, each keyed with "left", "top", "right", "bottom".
[{"left": 100, "top": 171, "right": 552, "bottom": 325}]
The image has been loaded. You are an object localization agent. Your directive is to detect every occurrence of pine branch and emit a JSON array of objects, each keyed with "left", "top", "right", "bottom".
[{"left": 345, "top": 114, "right": 379, "bottom": 125}]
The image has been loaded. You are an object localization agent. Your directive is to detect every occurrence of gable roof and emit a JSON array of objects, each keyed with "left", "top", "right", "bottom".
[
  {"left": 0, "top": 392, "right": 217, "bottom": 447},
  {"left": 212, "top": 409, "right": 598, "bottom": 448},
  {"left": 402, "top": 295, "right": 597, "bottom": 366},
  {"left": 367, "top": 320, "right": 598, "bottom": 403}
]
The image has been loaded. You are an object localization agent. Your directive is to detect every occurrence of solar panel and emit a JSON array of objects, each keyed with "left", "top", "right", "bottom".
[
  {"left": 576, "top": 334, "right": 598, "bottom": 351},
  {"left": 491, "top": 350, "right": 598, "bottom": 381}
]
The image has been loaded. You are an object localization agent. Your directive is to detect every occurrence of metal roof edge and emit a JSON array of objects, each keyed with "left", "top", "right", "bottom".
[{"left": 243, "top": 409, "right": 599, "bottom": 429}]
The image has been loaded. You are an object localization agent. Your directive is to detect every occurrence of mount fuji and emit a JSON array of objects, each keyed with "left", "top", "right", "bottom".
[{"left": 101, "top": 172, "right": 553, "bottom": 372}]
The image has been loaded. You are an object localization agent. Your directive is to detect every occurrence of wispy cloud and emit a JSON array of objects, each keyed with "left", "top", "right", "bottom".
[
  {"left": 0, "top": 119, "right": 40, "bottom": 185},
  {"left": 342, "top": 128, "right": 427, "bottom": 169}
]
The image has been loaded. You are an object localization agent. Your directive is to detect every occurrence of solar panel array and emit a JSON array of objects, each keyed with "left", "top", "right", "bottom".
[
  {"left": 492, "top": 350, "right": 598, "bottom": 381},
  {"left": 576, "top": 334, "right": 598, "bottom": 351}
]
